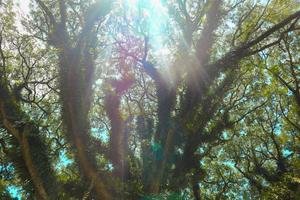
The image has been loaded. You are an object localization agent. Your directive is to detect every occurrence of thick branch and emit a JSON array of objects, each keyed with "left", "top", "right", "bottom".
[
  {"left": 208, "top": 10, "right": 300, "bottom": 77},
  {"left": 76, "top": 0, "right": 112, "bottom": 49},
  {"left": 35, "top": 0, "right": 57, "bottom": 28},
  {"left": 0, "top": 82, "right": 57, "bottom": 200}
]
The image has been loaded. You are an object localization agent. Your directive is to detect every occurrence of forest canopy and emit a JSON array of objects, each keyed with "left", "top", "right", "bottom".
[{"left": 0, "top": 0, "right": 299, "bottom": 199}]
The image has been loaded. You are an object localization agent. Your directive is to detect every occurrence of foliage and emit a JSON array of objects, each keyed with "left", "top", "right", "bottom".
[{"left": 0, "top": 0, "right": 299, "bottom": 199}]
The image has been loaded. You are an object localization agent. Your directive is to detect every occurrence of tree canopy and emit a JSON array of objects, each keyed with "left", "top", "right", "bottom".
[{"left": 0, "top": 0, "right": 299, "bottom": 199}]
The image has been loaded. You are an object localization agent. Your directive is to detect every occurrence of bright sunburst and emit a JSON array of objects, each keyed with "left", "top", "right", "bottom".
[{"left": 124, "top": 0, "right": 173, "bottom": 59}]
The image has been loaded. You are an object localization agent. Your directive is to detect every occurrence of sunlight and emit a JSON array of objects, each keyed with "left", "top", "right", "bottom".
[
  {"left": 125, "top": 0, "right": 172, "bottom": 57},
  {"left": 123, "top": 0, "right": 177, "bottom": 86}
]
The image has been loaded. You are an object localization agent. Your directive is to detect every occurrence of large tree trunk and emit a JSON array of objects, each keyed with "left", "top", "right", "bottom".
[{"left": 58, "top": 47, "right": 112, "bottom": 199}]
